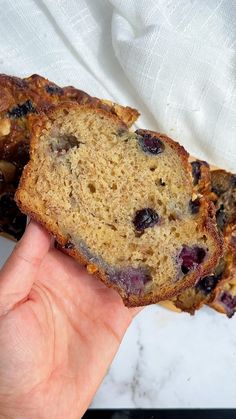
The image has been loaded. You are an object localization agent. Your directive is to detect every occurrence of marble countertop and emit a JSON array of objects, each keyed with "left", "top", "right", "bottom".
[
  {"left": 1, "top": 237, "right": 236, "bottom": 409},
  {"left": 92, "top": 305, "right": 236, "bottom": 408}
]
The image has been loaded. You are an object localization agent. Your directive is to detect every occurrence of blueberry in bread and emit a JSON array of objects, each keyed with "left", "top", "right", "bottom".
[
  {"left": 0, "top": 73, "right": 139, "bottom": 239},
  {"left": 16, "top": 103, "right": 222, "bottom": 306},
  {"left": 191, "top": 160, "right": 211, "bottom": 195}
]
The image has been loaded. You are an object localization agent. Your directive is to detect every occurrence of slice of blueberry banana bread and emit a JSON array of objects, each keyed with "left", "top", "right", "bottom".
[
  {"left": 208, "top": 171, "right": 236, "bottom": 317},
  {"left": 160, "top": 160, "right": 214, "bottom": 313},
  {"left": 0, "top": 73, "right": 139, "bottom": 240},
  {"left": 16, "top": 103, "right": 222, "bottom": 306},
  {"left": 167, "top": 168, "right": 236, "bottom": 315},
  {"left": 209, "top": 170, "right": 236, "bottom": 230}
]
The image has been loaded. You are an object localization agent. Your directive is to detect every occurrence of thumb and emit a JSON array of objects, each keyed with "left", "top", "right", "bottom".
[{"left": 0, "top": 221, "right": 51, "bottom": 316}]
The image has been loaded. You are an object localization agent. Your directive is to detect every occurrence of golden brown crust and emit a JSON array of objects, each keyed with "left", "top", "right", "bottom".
[
  {"left": 99, "top": 99, "right": 139, "bottom": 127},
  {"left": 0, "top": 73, "right": 139, "bottom": 127},
  {"left": 16, "top": 104, "right": 223, "bottom": 307},
  {"left": 197, "top": 163, "right": 211, "bottom": 195}
]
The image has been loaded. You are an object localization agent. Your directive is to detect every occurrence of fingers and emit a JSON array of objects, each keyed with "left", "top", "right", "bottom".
[{"left": 0, "top": 221, "right": 51, "bottom": 315}]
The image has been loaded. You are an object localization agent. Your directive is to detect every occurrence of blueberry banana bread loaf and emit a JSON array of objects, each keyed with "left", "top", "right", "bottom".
[
  {"left": 167, "top": 168, "right": 236, "bottom": 315},
  {"left": 0, "top": 73, "right": 139, "bottom": 239},
  {"left": 16, "top": 103, "right": 222, "bottom": 306}
]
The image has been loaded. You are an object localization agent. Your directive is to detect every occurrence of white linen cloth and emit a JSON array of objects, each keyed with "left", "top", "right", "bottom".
[{"left": 0, "top": 0, "right": 235, "bottom": 170}]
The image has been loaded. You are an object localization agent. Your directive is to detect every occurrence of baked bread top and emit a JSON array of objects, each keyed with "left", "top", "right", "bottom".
[{"left": 16, "top": 103, "right": 222, "bottom": 306}]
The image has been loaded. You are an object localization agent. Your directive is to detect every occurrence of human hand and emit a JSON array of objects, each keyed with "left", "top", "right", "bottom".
[{"left": 0, "top": 221, "right": 141, "bottom": 419}]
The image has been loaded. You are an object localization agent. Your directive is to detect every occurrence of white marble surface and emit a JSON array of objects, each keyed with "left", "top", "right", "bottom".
[
  {"left": 91, "top": 305, "right": 236, "bottom": 408},
  {"left": 1, "top": 237, "right": 236, "bottom": 408}
]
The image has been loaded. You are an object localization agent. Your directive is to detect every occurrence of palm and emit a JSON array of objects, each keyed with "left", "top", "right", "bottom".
[{"left": 0, "top": 223, "right": 139, "bottom": 419}]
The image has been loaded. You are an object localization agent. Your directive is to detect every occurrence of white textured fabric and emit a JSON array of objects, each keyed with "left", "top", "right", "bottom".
[{"left": 0, "top": 0, "right": 235, "bottom": 170}]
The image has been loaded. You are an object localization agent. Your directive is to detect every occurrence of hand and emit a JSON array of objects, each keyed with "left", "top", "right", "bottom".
[{"left": 0, "top": 222, "right": 141, "bottom": 419}]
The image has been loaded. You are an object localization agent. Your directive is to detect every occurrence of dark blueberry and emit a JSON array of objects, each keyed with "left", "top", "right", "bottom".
[
  {"left": 191, "top": 161, "right": 201, "bottom": 186},
  {"left": 136, "top": 130, "right": 165, "bottom": 155},
  {"left": 219, "top": 291, "right": 236, "bottom": 318},
  {"left": 216, "top": 204, "right": 227, "bottom": 231},
  {"left": 64, "top": 241, "right": 74, "bottom": 249},
  {"left": 133, "top": 208, "right": 159, "bottom": 232},
  {"left": 202, "top": 160, "right": 209, "bottom": 168},
  {"left": 45, "top": 85, "right": 63, "bottom": 94},
  {"left": 196, "top": 257, "right": 225, "bottom": 294},
  {"left": 0, "top": 193, "right": 18, "bottom": 218},
  {"left": 51, "top": 134, "right": 78, "bottom": 153},
  {"left": 8, "top": 100, "right": 36, "bottom": 118},
  {"left": 196, "top": 258, "right": 225, "bottom": 294},
  {"left": 109, "top": 267, "right": 151, "bottom": 295},
  {"left": 196, "top": 275, "right": 220, "bottom": 294},
  {"left": 179, "top": 245, "right": 206, "bottom": 274},
  {"left": 189, "top": 198, "right": 200, "bottom": 214}
]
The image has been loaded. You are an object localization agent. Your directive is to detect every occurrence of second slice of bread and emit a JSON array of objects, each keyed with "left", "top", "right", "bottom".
[{"left": 16, "top": 103, "right": 223, "bottom": 306}]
